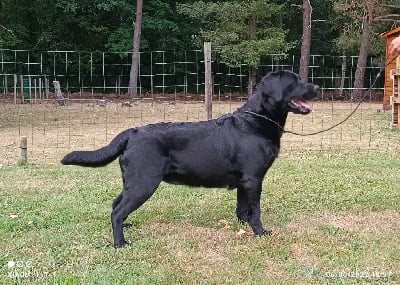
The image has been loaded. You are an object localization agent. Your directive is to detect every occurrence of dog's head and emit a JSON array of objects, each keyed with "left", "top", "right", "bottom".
[{"left": 259, "top": 70, "right": 319, "bottom": 115}]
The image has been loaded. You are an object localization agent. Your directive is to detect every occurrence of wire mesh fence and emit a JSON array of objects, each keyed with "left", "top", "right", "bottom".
[
  {"left": 0, "top": 48, "right": 398, "bottom": 165},
  {"left": 0, "top": 49, "right": 385, "bottom": 99},
  {"left": 0, "top": 98, "right": 399, "bottom": 166}
]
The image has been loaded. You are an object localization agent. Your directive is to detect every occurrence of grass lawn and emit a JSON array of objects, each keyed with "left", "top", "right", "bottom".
[{"left": 0, "top": 152, "right": 399, "bottom": 284}]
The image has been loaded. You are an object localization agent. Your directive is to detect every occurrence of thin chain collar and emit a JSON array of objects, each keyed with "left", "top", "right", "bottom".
[{"left": 243, "top": 110, "right": 285, "bottom": 131}]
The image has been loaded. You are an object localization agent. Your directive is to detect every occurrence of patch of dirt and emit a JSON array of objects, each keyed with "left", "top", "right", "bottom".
[
  {"left": 290, "top": 243, "right": 319, "bottom": 269},
  {"left": 263, "top": 257, "right": 288, "bottom": 281},
  {"left": 322, "top": 210, "right": 400, "bottom": 235},
  {"left": 146, "top": 221, "right": 234, "bottom": 277},
  {"left": 146, "top": 221, "right": 287, "bottom": 279},
  {"left": 286, "top": 210, "right": 400, "bottom": 237}
]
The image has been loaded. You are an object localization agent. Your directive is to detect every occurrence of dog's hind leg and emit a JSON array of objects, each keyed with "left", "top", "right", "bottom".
[
  {"left": 111, "top": 166, "right": 164, "bottom": 248},
  {"left": 112, "top": 194, "right": 122, "bottom": 209},
  {"left": 112, "top": 194, "right": 132, "bottom": 228}
]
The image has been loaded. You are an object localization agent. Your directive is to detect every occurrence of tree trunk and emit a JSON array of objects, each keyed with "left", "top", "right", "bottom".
[
  {"left": 128, "top": 0, "right": 143, "bottom": 98},
  {"left": 352, "top": 10, "right": 371, "bottom": 101},
  {"left": 248, "top": 4, "right": 257, "bottom": 97},
  {"left": 248, "top": 69, "right": 257, "bottom": 97},
  {"left": 299, "top": 0, "right": 312, "bottom": 82}
]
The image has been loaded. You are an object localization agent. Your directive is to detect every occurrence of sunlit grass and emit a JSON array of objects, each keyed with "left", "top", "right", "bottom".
[{"left": 0, "top": 152, "right": 399, "bottom": 284}]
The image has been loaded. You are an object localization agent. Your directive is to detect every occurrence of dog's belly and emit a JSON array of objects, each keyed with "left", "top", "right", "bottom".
[{"left": 163, "top": 170, "right": 239, "bottom": 189}]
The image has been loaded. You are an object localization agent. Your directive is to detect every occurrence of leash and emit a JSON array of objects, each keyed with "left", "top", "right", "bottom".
[{"left": 245, "top": 57, "right": 393, "bottom": 136}]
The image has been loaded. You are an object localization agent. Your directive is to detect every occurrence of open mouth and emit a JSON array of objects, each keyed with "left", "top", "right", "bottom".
[{"left": 289, "top": 99, "right": 313, "bottom": 114}]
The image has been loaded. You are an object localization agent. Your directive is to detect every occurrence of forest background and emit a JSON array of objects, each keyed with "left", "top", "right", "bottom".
[{"left": 1, "top": 0, "right": 400, "bottom": 99}]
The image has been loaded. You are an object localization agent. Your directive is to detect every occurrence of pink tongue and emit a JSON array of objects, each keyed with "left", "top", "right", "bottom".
[{"left": 293, "top": 99, "right": 312, "bottom": 111}]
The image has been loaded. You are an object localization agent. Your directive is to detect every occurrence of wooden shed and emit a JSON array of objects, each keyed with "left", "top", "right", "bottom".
[{"left": 380, "top": 26, "right": 400, "bottom": 110}]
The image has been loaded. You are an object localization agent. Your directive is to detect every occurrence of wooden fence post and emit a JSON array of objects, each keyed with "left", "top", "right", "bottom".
[
  {"left": 204, "top": 42, "right": 212, "bottom": 120},
  {"left": 20, "top": 136, "right": 27, "bottom": 164},
  {"left": 34, "top": 78, "right": 37, "bottom": 104},
  {"left": 13, "top": 74, "right": 17, "bottom": 105},
  {"left": 20, "top": 75, "right": 24, "bottom": 103},
  {"left": 28, "top": 76, "right": 32, "bottom": 103},
  {"left": 53, "top": 81, "right": 66, "bottom": 106},
  {"left": 4, "top": 75, "right": 8, "bottom": 95},
  {"left": 45, "top": 75, "right": 49, "bottom": 99},
  {"left": 39, "top": 78, "right": 42, "bottom": 103}
]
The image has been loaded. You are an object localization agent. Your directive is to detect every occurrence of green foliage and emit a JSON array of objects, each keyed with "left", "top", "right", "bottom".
[
  {"left": 0, "top": 26, "right": 19, "bottom": 48},
  {"left": 106, "top": 24, "right": 135, "bottom": 54},
  {"left": 177, "top": 0, "right": 292, "bottom": 69},
  {"left": 216, "top": 35, "right": 289, "bottom": 69},
  {"left": 106, "top": 0, "right": 189, "bottom": 52},
  {"left": 0, "top": 0, "right": 189, "bottom": 51},
  {"left": 0, "top": 0, "right": 396, "bottom": 58},
  {"left": 332, "top": 0, "right": 393, "bottom": 55},
  {"left": 141, "top": 1, "right": 182, "bottom": 50}
]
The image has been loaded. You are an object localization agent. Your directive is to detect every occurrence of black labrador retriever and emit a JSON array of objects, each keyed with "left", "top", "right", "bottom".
[{"left": 61, "top": 70, "right": 319, "bottom": 247}]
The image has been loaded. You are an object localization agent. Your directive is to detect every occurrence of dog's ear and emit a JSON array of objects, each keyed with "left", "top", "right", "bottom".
[
  {"left": 245, "top": 71, "right": 284, "bottom": 113},
  {"left": 260, "top": 71, "right": 283, "bottom": 106}
]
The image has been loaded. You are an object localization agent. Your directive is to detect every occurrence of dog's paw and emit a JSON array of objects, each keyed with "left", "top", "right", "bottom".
[
  {"left": 255, "top": 229, "right": 272, "bottom": 237},
  {"left": 237, "top": 218, "right": 248, "bottom": 225},
  {"left": 262, "top": 229, "right": 272, "bottom": 236},
  {"left": 114, "top": 240, "right": 130, "bottom": 248}
]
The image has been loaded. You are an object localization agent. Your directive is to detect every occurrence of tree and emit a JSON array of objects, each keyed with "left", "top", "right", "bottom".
[
  {"left": 177, "top": 0, "right": 292, "bottom": 95},
  {"left": 333, "top": 0, "right": 398, "bottom": 101},
  {"left": 128, "top": 0, "right": 143, "bottom": 98},
  {"left": 106, "top": 1, "right": 192, "bottom": 53},
  {"left": 292, "top": 0, "right": 313, "bottom": 82},
  {"left": 300, "top": 0, "right": 312, "bottom": 82}
]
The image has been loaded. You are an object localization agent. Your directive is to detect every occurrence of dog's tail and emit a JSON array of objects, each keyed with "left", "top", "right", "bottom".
[{"left": 61, "top": 129, "right": 132, "bottom": 167}]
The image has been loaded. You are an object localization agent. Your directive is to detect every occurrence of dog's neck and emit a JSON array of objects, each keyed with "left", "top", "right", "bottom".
[
  {"left": 242, "top": 111, "right": 287, "bottom": 131},
  {"left": 236, "top": 94, "right": 288, "bottom": 136}
]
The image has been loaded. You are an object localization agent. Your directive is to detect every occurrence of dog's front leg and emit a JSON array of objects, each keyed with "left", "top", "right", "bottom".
[
  {"left": 241, "top": 178, "right": 272, "bottom": 236},
  {"left": 236, "top": 187, "right": 251, "bottom": 224}
]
